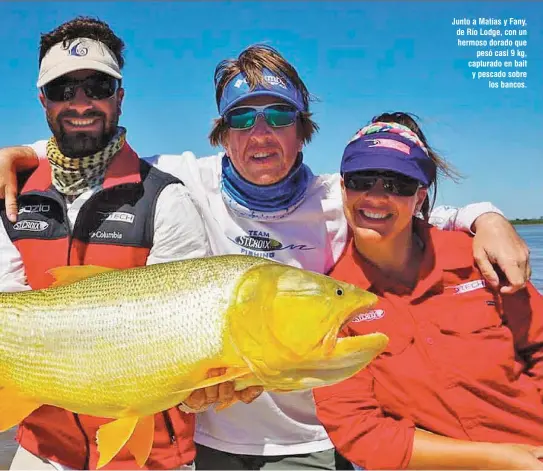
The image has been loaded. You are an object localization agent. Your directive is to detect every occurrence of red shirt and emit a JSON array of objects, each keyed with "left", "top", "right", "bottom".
[{"left": 314, "top": 222, "right": 543, "bottom": 470}]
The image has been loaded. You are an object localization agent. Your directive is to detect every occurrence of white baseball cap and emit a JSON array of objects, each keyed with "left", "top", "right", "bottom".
[{"left": 37, "top": 37, "right": 122, "bottom": 88}]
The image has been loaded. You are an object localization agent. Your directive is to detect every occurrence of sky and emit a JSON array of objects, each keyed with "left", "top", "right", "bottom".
[{"left": 0, "top": 1, "right": 541, "bottom": 219}]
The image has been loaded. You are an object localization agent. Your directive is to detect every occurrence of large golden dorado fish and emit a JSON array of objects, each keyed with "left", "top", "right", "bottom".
[{"left": 0, "top": 255, "right": 387, "bottom": 468}]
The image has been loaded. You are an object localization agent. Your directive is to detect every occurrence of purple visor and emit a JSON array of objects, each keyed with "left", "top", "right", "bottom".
[
  {"left": 340, "top": 132, "right": 436, "bottom": 186},
  {"left": 218, "top": 68, "right": 306, "bottom": 115}
]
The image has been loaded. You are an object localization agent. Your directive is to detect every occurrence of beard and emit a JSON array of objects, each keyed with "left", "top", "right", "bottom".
[{"left": 46, "top": 110, "right": 119, "bottom": 158}]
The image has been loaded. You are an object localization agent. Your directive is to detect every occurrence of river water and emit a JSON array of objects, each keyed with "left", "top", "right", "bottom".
[{"left": 517, "top": 225, "right": 543, "bottom": 293}]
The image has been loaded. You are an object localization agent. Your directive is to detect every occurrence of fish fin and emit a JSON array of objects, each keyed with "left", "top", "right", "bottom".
[
  {"left": 47, "top": 265, "right": 117, "bottom": 287},
  {"left": 0, "top": 386, "right": 41, "bottom": 432},
  {"left": 96, "top": 416, "right": 139, "bottom": 469},
  {"left": 214, "top": 396, "right": 240, "bottom": 412},
  {"left": 177, "top": 367, "right": 251, "bottom": 394},
  {"left": 232, "top": 373, "right": 262, "bottom": 391},
  {"left": 125, "top": 415, "right": 155, "bottom": 468}
]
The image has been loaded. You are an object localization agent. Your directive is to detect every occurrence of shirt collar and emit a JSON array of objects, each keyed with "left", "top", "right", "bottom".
[{"left": 332, "top": 219, "right": 474, "bottom": 299}]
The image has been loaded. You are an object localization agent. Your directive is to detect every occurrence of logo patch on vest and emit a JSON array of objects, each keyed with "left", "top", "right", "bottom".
[
  {"left": 18, "top": 204, "right": 51, "bottom": 215},
  {"left": 351, "top": 309, "right": 385, "bottom": 323},
  {"left": 90, "top": 230, "right": 123, "bottom": 240},
  {"left": 13, "top": 220, "right": 49, "bottom": 232},
  {"left": 97, "top": 211, "right": 135, "bottom": 224}
]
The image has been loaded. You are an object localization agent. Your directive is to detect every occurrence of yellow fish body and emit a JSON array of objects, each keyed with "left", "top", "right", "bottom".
[{"left": 0, "top": 255, "right": 387, "bottom": 467}]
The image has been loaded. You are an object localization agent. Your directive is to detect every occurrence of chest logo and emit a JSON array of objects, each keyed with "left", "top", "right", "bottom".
[
  {"left": 18, "top": 204, "right": 51, "bottom": 215},
  {"left": 234, "top": 235, "right": 282, "bottom": 252},
  {"left": 13, "top": 220, "right": 49, "bottom": 232},
  {"left": 97, "top": 211, "right": 135, "bottom": 224},
  {"left": 230, "top": 230, "right": 315, "bottom": 254},
  {"left": 452, "top": 279, "right": 486, "bottom": 294},
  {"left": 351, "top": 309, "right": 385, "bottom": 323}
]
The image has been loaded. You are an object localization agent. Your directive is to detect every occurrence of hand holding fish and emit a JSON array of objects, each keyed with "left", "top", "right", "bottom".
[{"left": 179, "top": 368, "right": 263, "bottom": 412}]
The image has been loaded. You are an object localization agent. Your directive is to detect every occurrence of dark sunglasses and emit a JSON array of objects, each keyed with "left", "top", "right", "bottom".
[
  {"left": 42, "top": 73, "right": 120, "bottom": 102},
  {"left": 225, "top": 103, "right": 298, "bottom": 130},
  {"left": 343, "top": 171, "right": 422, "bottom": 197}
]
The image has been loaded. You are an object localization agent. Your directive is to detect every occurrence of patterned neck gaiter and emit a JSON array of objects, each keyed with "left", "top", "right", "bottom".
[{"left": 46, "top": 127, "right": 126, "bottom": 196}]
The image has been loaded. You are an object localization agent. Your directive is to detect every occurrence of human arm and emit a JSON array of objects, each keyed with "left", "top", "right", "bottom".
[
  {"left": 430, "top": 204, "right": 531, "bottom": 294},
  {"left": 313, "top": 367, "right": 416, "bottom": 470},
  {"left": 146, "top": 183, "right": 212, "bottom": 264},
  {"left": 0, "top": 146, "right": 211, "bottom": 220},
  {"left": 409, "top": 429, "right": 543, "bottom": 470},
  {"left": 314, "top": 367, "right": 543, "bottom": 469},
  {"left": 0, "top": 216, "right": 31, "bottom": 292},
  {"left": 0, "top": 144, "right": 42, "bottom": 222},
  {"left": 472, "top": 212, "right": 531, "bottom": 294}
]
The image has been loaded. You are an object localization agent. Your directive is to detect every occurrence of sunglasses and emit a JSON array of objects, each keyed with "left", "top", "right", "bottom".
[
  {"left": 225, "top": 103, "right": 298, "bottom": 130},
  {"left": 42, "top": 73, "right": 120, "bottom": 102},
  {"left": 343, "top": 171, "right": 422, "bottom": 197}
]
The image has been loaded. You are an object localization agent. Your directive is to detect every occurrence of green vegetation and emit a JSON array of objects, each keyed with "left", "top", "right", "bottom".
[{"left": 510, "top": 217, "right": 543, "bottom": 225}]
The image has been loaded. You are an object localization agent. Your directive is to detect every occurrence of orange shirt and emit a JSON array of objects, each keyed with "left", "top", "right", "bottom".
[{"left": 314, "top": 222, "right": 543, "bottom": 470}]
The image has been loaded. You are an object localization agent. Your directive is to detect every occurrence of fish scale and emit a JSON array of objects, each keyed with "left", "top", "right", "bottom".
[
  {"left": 0, "top": 254, "right": 387, "bottom": 468},
  {"left": 0, "top": 256, "right": 269, "bottom": 415}
]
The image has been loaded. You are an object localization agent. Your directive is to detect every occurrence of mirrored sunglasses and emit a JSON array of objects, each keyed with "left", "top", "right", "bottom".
[{"left": 225, "top": 103, "right": 298, "bottom": 130}]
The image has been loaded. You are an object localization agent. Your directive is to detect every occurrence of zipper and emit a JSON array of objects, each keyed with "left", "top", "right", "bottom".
[
  {"left": 57, "top": 191, "right": 90, "bottom": 469},
  {"left": 162, "top": 411, "right": 176, "bottom": 445},
  {"left": 28, "top": 187, "right": 138, "bottom": 469},
  {"left": 51, "top": 186, "right": 139, "bottom": 469},
  {"left": 73, "top": 413, "right": 90, "bottom": 470}
]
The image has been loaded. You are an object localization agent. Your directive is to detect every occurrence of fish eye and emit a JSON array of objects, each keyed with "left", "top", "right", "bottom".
[{"left": 336, "top": 288, "right": 344, "bottom": 296}]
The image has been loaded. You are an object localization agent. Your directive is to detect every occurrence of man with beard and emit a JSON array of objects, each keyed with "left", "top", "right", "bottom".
[{"left": 0, "top": 16, "right": 236, "bottom": 471}]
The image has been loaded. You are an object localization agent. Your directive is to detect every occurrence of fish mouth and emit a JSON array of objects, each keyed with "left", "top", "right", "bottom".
[
  {"left": 269, "top": 333, "right": 389, "bottom": 391},
  {"left": 265, "top": 298, "right": 387, "bottom": 391},
  {"left": 322, "top": 293, "right": 379, "bottom": 356},
  {"left": 313, "top": 334, "right": 388, "bottom": 384},
  {"left": 299, "top": 295, "right": 387, "bottom": 387}
]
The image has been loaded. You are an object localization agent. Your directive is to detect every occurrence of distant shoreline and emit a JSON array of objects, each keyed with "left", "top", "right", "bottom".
[{"left": 510, "top": 219, "right": 543, "bottom": 226}]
